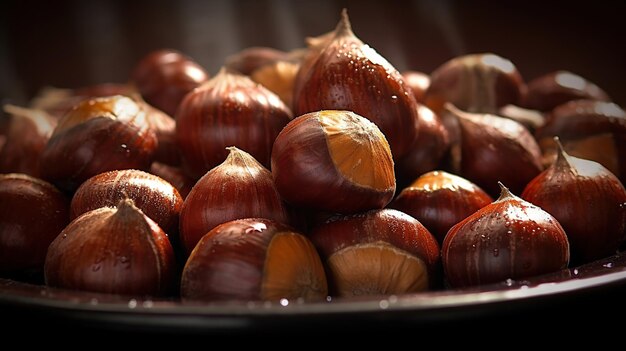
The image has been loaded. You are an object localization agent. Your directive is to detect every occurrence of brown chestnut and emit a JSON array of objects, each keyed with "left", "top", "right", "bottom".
[
  {"left": 293, "top": 10, "right": 420, "bottom": 158},
  {"left": 271, "top": 110, "right": 395, "bottom": 214},
  {"left": 71, "top": 169, "right": 183, "bottom": 234},
  {"left": 0, "top": 105, "right": 56, "bottom": 177},
  {"left": 181, "top": 218, "right": 327, "bottom": 302},
  {"left": 446, "top": 104, "right": 543, "bottom": 196},
  {"left": 45, "top": 198, "right": 175, "bottom": 296},
  {"left": 523, "top": 70, "right": 610, "bottom": 112},
  {"left": 402, "top": 70, "right": 431, "bottom": 103},
  {"left": 394, "top": 104, "right": 450, "bottom": 187},
  {"left": 149, "top": 162, "right": 196, "bottom": 199},
  {"left": 390, "top": 171, "right": 493, "bottom": 244},
  {"left": 131, "top": 49, "right": 209, "bottom": 116},
  {"left": 535, "top": 99, "right": 626, "bottom": 183},
  {"left": 39, "top": 95, "right": 158, "bottom": 192},
  {"left": 224, "top": 47, "right": 293, "bottom": 75},
  {"left": 310, "top": 209, "right": 440, "bottom": 297},
  {"left": 424, "top": 53, "right": 524, "bottom": 115},
  {"left": 497, "top": 104, "right": 545, "bottom": 132},
  {"left": 250, "top": 60, "right": 300, "bottom": 108},
  {"left": 175, "top": 68, "right": 292, "bottom": 178},
  {"left": 0, "top": 174, "right": 69, "bottom": 274},
  {"left": 442, "top": 183, "right": 569, "bottom": 288},
  {"left": 522, "top": 139, "right": 626, "bottom": 263},
  {"left": 179, "top": 147, "right": 290, "bottom": 254}
]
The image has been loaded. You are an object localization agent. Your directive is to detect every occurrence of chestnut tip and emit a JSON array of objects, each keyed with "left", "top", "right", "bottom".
[
  {"left": 495, "top": 181, "right": 515, "bottom": 201},
  {"left": 335, "top": 9, "right": 353, "bottom": 37}
]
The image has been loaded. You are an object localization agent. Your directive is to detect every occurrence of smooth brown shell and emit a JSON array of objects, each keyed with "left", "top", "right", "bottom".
[
  {"left": 442, "top": 184, "right": 569, "bottom": 288},
  {"left": 522, "top": 145, "right": 626, "bottom": 263},
  {"left": 45, "top": 199, "right": 175, "bottom": 296},
  {"left": 0, "top": 174, "right": 69, "bottom": 273},
  {"left": 71, "top": 169, "right": 183, "bottom": 233},
  {"left": 39, "top": 95, "right": 158, "bottom": 192},
  {"left": 179, "top": 147, "right": 290, "bottom": 254}
]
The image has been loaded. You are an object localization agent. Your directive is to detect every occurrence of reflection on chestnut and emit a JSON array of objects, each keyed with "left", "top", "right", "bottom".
[
  {"left": 0, "top": 105, "right": 56, "bottom": 178},
  {"left": 390, "top": 171, "right": 492, "bottom": 244},
  {"left": 424, "top": 53, "right": 524, "bottom": 115},
  {"left": 271, "top": 110, "right": 395, "bottom": 214},
  {"left": 45, "top": 198, "right": 175, "bottom": 296},
  {"left": 293, "top": 10, "right": 420, "bottom": 158},
  {"left": 175, "top": 68, "right": 292, "bottom": 178},
  {"left": 446, "top": 104, "right": 543, "bottom": 196},
  {"left": 71, "top": 169, "right": 183, "bottom": 234},
  {"left": 535, "top": 99, "right": 626, "bottom": 183},
  {"left": 523, "top": 70, "right": 610, "bottom": 112},
  {"left": 0, "top": 174, "right": 69, "bottom": 274},
  {"left": 179, "top": 147, "right": 290, "bottom": 254},
  {"left": 131, "top": 49, "right": 209, "bottom": 117},
  {"left": 522, "top": 139, "right": 626, "bottom": 264},
  {"left": 442, "top": 183, "right": 569, "bottom": 288},
  {"left": 310, "top": 209, "right": 440, "bottom": 297},
  {"left": 402, "top": 71, "right": 431, "bottom": 103},
  {"left": 39, "top": 95, "right": 158, "bottom": 192},
  {"left": 181, "top": 218, "right": 327, "bottom": 302}
]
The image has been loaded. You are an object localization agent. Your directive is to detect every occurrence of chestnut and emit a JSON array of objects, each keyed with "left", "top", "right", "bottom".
[
  {"left": 71, "top": 169, "right": 183, "bottom": 234},
  {"left": 390, "top": 171, "right": 493, "bottom": 244},
  {"left": 522, "top": 70, "right": 610, "bottom": 112},
  {"left": 181, "top": 218, "right": 327, "bottom": 301},
  {"left": 131, "top": 49, "right": 209, "bottom": 116},
  {"left": 446, "top": 104, "right": 543, "bottom": 196},
  {"left": 534, "top": 99, "right": 626, "bottom": 183},
  {"left": 179, "top": 147, "right": 290, "bottom": 254},
  {"left": 442, "top": 183, "right": 569, "bottom": 288},
  {"left": 39, "top": 95, "right": 158, "bottom": 192},
  {"left": 224, "top": 47, "right": 293, "bottom": 75},
  {"left": 402, "top": 70, "right": 431, "bottom": 103},
  {"left": 45, "top": 198, "right": 176, "bottom": 296},
  {"left": 175, "top": 68, "right": 292, "bottom": 178},
  {"left": 292, "top": 10, "right": 420, "bottom": 158},
  {"left": 149, "top": 162, "right": 196, "bottom": 199},
  {"left": 424, "top": 53, "right": 524, "bottom": 115},
  {"left": 394, "top": 104, "right": 450, "bottom": 187},
  {"left": 309, "top": 209, "right": 440, "bottom": 297},
  {"left": 522, "top": 139, "right": 626, "bottom": 263},
  {"left": 497, "top": 104, "right": 545, "bottom": 132},
  {"left": 271, "top": 110, "right": 395, "bottom": 214},
  {"left": 0, "top": 174, "right": 69, "bottom": 274},
  {"left": 0, "top": 105, "right": 56, "bottom": 178}
]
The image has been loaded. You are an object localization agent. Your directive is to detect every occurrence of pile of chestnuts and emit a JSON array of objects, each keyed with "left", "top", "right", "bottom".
[{"left": 1, "top": 9, "right": 625, "bottom": 303}]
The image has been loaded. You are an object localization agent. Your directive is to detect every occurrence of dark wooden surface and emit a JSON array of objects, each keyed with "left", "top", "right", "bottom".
[{"left": 1, "top": 0, "right": 625, "bottom": 107}]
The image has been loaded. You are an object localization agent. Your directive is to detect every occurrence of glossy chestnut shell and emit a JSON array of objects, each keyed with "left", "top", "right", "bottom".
[
  {"left": 0, "top": 174, "right": 69, "bottom": 274},
  {"left": 535, "top": 99, "right": 626, "bottom": 183},
  {"left": 292, "top": 10, "right": 420, "bottom": 158},
  {"left": 179, "top": 147, "right": 290, "bottom": 254},
  {"left": 181, "top": 218, "right": 327, "bottom": 302},
  {"left": 390, "top": 171, "right": 493, "bottom": 244},
  {"left": 45, "top": 199, "right": 175, "bottom": 296},
  {"left": 522, "top": 141, "right": 626, "bottom": 263},
  {"left": 39, "top": 95, "right": 158, "bottom": 192},
  {"left": 442, "top": 183, "right": 569, "bottom": 288},
  {"left": 71, "top": 169, "right": 183, "bottom": 234},
  {"left": 175, "top": 68, "right": 292, "bottom": 178},
  {"left": 523, "top": 70, "right": 610, "bottom": 112},
  {"left": 131, "top": 49, "right": 209, "bottom": 116},
  {"left": 424, "top": 53, "right": 524, "bottom": 115},
  {"left": 271, "top": 110, "right": 395, "bottom": 214}
]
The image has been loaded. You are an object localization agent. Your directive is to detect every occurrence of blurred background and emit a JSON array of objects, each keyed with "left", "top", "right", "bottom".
[{"left": 1, "top": 0, "right": 625, "bottom": 106}]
